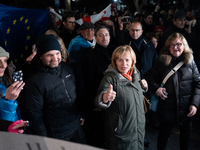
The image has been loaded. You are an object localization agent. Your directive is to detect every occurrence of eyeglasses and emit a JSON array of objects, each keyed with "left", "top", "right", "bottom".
[
  {"left": 130, "top": 29, "right": 141, "bottom": 32},
  {"left": 169, "top": 42, "right": 183, "bottom": 48},
  {"left": 67, "top": 21, "right": 76, "bottom": 24}
]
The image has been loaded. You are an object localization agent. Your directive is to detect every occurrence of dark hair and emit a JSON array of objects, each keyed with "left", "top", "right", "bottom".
[
  {"left": 145, "top": 32, "right": 159, "bottom": 41},
  {"left": 95, "top": 26, "right": 110, "bottom": 36},
  {"left": 144, "top": 12, "right": 153, "bottom": 19},
  {"left": 0, "top": 67, "right": 12, "bottom": 97},
  {"left": 62, "top": 12, "right": 75, "bottom": 22}
]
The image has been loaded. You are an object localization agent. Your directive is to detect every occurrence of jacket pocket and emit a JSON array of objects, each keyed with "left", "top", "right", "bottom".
[{"left": 115, "top": 115, "right": 123, "bottom": 135}]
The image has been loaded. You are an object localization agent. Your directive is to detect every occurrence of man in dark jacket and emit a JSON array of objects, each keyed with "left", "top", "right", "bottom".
[
  {"left": 158, "top": 10, "right": 195, "bottom": 53},
  {"left": 117, "top": 19, "right": 158, "bottom": 79},
  {"left": 82, "top": 26, "right": 116, "bottom": 148},
  {"left": 60, "top": 12, "right": 77, "bottom": 49},
  {"left": 24, "top": 34, "right": 86, "bottom": 143}
]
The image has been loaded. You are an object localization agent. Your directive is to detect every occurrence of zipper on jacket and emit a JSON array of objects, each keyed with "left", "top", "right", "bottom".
[
  {"left": 56, "top": 68, "right": 71, "bottom": 101},
  {"left": 62, "top": 78, "right": 71, "bottom": 101}
]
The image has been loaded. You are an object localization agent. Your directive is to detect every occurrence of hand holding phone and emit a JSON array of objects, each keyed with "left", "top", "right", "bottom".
[{"left": 6, "top": 71, "right": 25, "bottom": 100}]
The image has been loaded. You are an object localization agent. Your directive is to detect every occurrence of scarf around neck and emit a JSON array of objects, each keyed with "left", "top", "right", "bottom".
[{"left": 121, "top": 68, "right": 133, "bottom": 82}]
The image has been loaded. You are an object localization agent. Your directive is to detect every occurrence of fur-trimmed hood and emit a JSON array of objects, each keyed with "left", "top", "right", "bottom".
[{"left": 159, "top": 48, "right": 193, "bottom": 66}]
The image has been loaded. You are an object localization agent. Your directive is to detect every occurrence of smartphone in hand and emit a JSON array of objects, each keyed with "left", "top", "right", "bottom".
[{"left": 13, "top": 70, "right": 23, "bottom": 83}]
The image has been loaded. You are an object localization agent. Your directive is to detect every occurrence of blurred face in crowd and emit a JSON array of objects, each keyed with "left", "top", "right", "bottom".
[
  {"left": 63, "top": 17, "right": 76, "bottom": 32},
  {"left": 40, "top": 50, "right": 61, "bottom": 68},
  {"left": 156, "top": 28, "right": 164, "bottom": 38},
  {"left": 95, "top": 28, "right": 110, "bottom": 48},
  {"left": 145, "top": 15, "right": 153, "bottom": 25},
  {"left": 169, "top": 37, "right": 184, "bottom": 57},
  {"left": 168, "top": 9, "right": 174, "bottom": 15},
  {"left": 104, "top": 20, "right": 115, "bottom": 36},
  {"left": 0, "top": 57, "right": 8, "bottom": 77},
  {"left": 80, "top": 28, "right": 94, "bottom": 41},
  {"left": 151, "top": 37, "right": 158, "bottom": 48},
  {"left": 129, "top": 22, "right": 143, "bottom": 40},
  {"left": 116, "top": 51, "right": 133, "bottom": 74},
  {"left": 173, "top": 18, "right": 186, "bottom": 29}
]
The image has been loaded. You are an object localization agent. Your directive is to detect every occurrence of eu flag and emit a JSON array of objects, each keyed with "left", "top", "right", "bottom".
[{"left": 0, "top": 4, "right": 49, "bottom": 69}]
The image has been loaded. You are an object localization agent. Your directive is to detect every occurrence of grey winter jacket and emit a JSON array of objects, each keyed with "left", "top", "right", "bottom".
[{"left": 95, "top": 65, "right": 145, "bottom": 150}]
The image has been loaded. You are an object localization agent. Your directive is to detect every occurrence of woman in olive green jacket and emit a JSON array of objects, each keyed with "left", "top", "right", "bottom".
[{"left": 95, "top": 45, "right": 147, "bottom": 150}]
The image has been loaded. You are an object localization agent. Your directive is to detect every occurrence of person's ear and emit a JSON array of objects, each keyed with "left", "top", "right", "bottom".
[
  {"left": 172, "top": 19, "right": 175, "bottom": 24},
  {"left": 63, "top": 21, "right": 66, "bottom": 26}
]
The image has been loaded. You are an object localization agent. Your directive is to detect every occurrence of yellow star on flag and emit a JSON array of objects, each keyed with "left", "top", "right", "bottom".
[
  {"left": 25, "top": 45, "right": 28, "bottom": 50},
  {"left": 14, "top": 58, "right": 18, "bottom": 63},
  {"left": 20, "top": 54, "right": 24, "bottom": 58},
  {"left": 20, "top": 16, "right": 24, "bottom": 21},
  {"left": 7, "top": 28, "right": 10, "bottom": 34},
  {"left": 27, "top": 26, "right": 30, "bottom": 30},
  {"left": 5, "top": 41, "right": 7, "bottom": 46},
  {"left": 27, "top": 35, "right": 31, "bottom": 40},
  {"left": 13, "top": 19, "right": 17, "bottom": 25},
  {"left": 25, "top": 19, "right": 28, "bottom": 24}
]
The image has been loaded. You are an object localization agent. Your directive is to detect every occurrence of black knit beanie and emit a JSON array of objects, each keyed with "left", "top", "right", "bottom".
[{"left": 36, "top": 34, "right": 61, "bottom": 57}]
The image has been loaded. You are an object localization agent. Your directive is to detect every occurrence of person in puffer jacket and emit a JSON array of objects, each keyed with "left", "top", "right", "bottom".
[
  {"left": 24, "top": 34, "right": 86, "bottom": 144},
  {"left": 144, "top": 33, "right": 200, "bottom": 150}
]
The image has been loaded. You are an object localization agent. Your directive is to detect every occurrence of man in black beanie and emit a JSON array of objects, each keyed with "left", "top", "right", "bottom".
[{"left": 24, "top": 34, "right": 86, "bottom": 144}]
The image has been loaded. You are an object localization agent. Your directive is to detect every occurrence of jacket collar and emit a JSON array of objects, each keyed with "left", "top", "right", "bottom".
[{"left": 159, "top": 49, "right": 193, "bottom": 65}]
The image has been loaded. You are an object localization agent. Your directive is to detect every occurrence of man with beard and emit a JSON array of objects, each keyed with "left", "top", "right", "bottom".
[{"left": 24, "top": 34, "right": 86, "bottom": 144}]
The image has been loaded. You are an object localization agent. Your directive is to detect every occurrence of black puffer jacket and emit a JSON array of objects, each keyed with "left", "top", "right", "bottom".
[
  {"left": 25, "top": 61, "right": 81, "bottom": 139},
  {"left": 144, "top": 50, "right": 200, "bottom": 124}
]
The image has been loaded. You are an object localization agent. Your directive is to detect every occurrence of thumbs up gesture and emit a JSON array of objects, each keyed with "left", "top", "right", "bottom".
[{"left": 103, "top": 84, "right": 116, "bottom": 104}]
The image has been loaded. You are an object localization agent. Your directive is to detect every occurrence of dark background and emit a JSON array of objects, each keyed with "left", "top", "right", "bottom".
[{"left": 1, "top": 0, "right": 200, "bottom": 11}]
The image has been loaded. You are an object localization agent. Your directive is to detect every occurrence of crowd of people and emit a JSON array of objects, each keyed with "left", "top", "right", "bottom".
[{"left": 1, "top": 3, "right": 200, "bottom": 150}]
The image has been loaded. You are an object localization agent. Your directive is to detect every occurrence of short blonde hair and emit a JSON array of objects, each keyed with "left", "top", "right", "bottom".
[{"left": 111, "top": 45, "right": 136, "bottom": 70}]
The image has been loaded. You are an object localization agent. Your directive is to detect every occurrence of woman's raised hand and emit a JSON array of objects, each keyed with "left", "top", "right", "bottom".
[
  {"left": 103, "top": 84, "right": 116, "bottom": 104},
  {"left": 5, "top": 81, "right": 25, "bottom": 100}
]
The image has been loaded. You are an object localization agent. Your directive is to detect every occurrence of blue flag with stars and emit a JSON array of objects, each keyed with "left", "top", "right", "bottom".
[{"left": 0, "top": 4, "right": 49, "bottom": 69}]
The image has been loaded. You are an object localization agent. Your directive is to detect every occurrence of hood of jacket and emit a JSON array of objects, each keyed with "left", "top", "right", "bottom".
[{"left": 159, "top": 47, "right": 193, "bottom": 66}]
